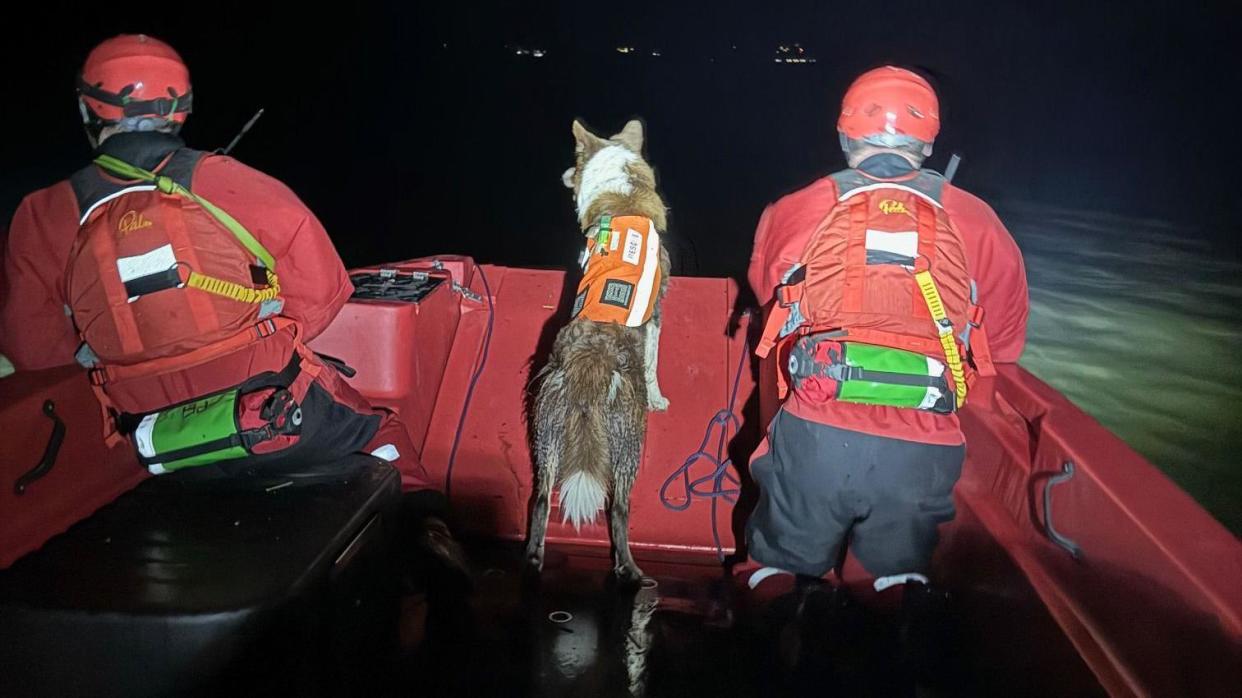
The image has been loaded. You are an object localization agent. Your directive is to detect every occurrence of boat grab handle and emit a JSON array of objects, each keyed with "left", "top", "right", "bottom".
[
  {"left": 14, "top": 400, "right": 65, "bottom": 495},
  {"left": 1043, "top": 460, "right": 1083, "bottom": 559}
]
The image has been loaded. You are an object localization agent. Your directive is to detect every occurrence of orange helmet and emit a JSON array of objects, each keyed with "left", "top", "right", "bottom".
[
  {"left": 837, "top": 66, "right": 939, "bottom": 143},
  {"left": 77, "top": 34, "right": 192, "bottom": 131}
]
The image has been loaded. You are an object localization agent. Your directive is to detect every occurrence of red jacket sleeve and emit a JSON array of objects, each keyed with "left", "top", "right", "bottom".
[
  {"left": 0, "top": 183, "right": 83, "bottom": 370},
  {"left": 748, "top": 177, "right": 840, "bottom": 305},
  {"left": 192, "top": 156, "right": 352, "bottom": 341},
  {"left": 942, "top": 185, "right": 1029, "bottom": 363},
  {"left": 747, "top": 204, "right": 776, "bottom": 303}
]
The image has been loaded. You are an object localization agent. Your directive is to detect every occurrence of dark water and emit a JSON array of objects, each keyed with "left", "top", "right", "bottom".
[{"left": 1007, "top": 205, "right": 1242, "bottom": 533}]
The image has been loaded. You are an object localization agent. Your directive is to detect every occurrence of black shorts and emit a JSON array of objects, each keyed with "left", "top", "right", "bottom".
[{"left": 745, "top": 409, "right": 965, "bottom": 578}]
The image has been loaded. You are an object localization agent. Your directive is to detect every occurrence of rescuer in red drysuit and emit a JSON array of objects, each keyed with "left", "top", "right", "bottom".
[
  {"left": 0, "top": 35, "right": 463, "bottom": 577},
  {"left": 739, "top": 66, "right": 1030, "bottom": 680}
]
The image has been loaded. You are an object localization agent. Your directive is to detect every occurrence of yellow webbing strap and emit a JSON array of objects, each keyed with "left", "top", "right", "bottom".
[
  {"left": 93, "top": 154, "right": 280, "bottom": 305},
  {"left": 186, "top": 268, "right": 281, "bottom": 304},
  {"left": 914, "top": 269, "right": 968, "bottom": 407}
]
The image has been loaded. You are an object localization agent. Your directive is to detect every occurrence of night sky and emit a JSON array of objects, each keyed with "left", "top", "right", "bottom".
[{"left": 2, "top": 1, "right": 1236, "bottom": 276}]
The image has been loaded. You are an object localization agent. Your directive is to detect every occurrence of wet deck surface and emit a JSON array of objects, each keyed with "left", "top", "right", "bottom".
[{"left": 393, "top": 539, "right": 1103, "bottom": 697}]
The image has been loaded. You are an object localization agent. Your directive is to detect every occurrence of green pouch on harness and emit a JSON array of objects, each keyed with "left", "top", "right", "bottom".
[
  {"left": 787, "top": 338, "right": 955, "bottom": 413},
  {"left": 131, "top": 390, "right": 251, "bottom": 474},
  {"left": 125, "top": 363, "right": 306, "bottom": 475}
]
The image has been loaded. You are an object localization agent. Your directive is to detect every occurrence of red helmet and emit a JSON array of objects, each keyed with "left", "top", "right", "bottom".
[
  {"left": 837, "top": 66, "right": 939, "bottom": 143},
  {"left": 77, "top": 34, "right": 192, "bottom": 129}
]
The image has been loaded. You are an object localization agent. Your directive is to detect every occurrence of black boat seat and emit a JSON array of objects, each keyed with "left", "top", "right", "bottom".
[{"left": 0, "top": 455, "right": 403, "bottom": 698}]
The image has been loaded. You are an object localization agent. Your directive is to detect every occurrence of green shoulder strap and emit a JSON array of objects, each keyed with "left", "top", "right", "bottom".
[{"left": 93, "top": 154, "right": 276, "bottom": 271}]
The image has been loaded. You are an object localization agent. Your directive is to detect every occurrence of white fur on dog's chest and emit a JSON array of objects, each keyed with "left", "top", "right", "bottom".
[{"left": 577, "top": 145, "right": 639, "bottom": 218}]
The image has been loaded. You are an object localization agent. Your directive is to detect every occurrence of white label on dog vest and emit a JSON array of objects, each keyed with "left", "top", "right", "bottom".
[
  {"left": 623, "top": 229, "right": 644, "bottom": 265},
  {"left": 116, "top": 244, "right": 177, "bottom": 284}
]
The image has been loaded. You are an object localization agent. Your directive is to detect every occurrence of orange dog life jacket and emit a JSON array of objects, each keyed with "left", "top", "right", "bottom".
[{"left": 572, "top": 215, "right": 662, "bottom": 327}]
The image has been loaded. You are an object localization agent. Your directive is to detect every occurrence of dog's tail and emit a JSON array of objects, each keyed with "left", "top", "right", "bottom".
[{"left": 535, "top": 352, "right": 627, "bottom": 531}]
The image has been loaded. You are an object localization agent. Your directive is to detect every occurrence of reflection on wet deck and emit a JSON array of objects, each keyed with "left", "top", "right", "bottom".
[{"left": 396, "top": 540, "right": 1102, "bottom": 697}]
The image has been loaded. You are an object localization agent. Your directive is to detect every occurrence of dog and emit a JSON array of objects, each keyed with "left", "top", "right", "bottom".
[{"left": 524, "top": 118, "right": 671, "bottom": 584}]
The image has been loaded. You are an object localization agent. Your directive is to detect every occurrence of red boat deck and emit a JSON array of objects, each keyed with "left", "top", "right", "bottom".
[
  {"left": 2, "top": 255, "right": 1239, "bottom": 695},
  {"left": 314, "top": 256, "right": 1241, "bottom": 696}
]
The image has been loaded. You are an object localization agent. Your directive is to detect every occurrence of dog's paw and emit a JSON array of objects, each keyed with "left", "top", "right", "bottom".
[
  {"left": 647, "top": 392, "right": 669, "bottom": 412},
  {"left": 614, "top": 563, "right": 645, "bottom": 588},
  {"left": 524, "top": 545, "right": 545, "bottom": 573}
]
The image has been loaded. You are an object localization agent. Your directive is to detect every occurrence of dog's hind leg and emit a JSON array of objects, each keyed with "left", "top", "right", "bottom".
[
  {"left": 525, "top": 375, "right": 565, "bottom": 572},
  {"left": 524, "top": 442, "right": 558, "bottom": 568},
  {"left": 525, "top": 448, "right": 557, "bottom": 572},
  {"left": 643, "top": 316, "right": 669, "bottom": 412},
  {"left": 608, "top": 424, "right": 644, "bottom": 585}
]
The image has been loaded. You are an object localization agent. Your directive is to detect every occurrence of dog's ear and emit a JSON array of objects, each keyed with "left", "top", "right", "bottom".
[
  {"left": 612, "top": 119, "right": 644, "bottom": 153},
  {"left": 562, "top": 166, "right": 576, "bottom": 189},
  {"left": 572, "top": 119, "right": 606, "bottom": 153}
]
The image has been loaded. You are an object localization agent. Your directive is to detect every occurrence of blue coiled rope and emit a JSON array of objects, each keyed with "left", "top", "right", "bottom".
[{"left": 658, "top": 338, "right": 749, "bottom": 561}]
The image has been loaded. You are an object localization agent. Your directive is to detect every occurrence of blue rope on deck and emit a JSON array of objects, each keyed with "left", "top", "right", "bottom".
[{"left": 658, "top": 332, "right": 750, "bottom": 561}]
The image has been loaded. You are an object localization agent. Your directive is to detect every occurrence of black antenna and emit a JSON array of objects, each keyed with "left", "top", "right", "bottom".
[
  {"left": 944, "top": 152, "right": 962, "bottom": 183},
  {"left": 218, "top": 108, "right": 265, "bottom": 155}
]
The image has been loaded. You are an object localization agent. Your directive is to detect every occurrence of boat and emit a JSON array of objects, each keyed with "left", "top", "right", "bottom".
[{"left": 1, "top": 255, "right": 1239, "bottom": 696}]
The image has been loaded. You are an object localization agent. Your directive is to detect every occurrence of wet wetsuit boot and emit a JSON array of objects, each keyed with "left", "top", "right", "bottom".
[{"left": 897, "top": 580, "right": 960, "bottom": 692}]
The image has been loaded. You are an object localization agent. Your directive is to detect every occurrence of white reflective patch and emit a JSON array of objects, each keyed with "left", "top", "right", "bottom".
[
  {"left": 625, "top": 226, "right": 660, "bottom": 327},
  {"left": 79, "top": 185, "right": 157, "bottom": 224},
  {"left": 747, "top": 566, "right": 791, "bottom": 589},
  {"left": 370, "top": 444, "right": 400, "bottom": 462},
  {"left": 116, "top": 244, "right": 177, "bottom": 284},
  {"left": 873, "top": 572, "right": 929, "bottom": 592},
  {"left": 918, "top": 387, "right": 944, "bottom": 411},
  {"left": 134, "top": 413, "right": 160, "bottom": 459},
  {"left": 610, "top": 229, "right": 621, "bottom": 251},
  {"left": 918, "top": 356, "right": 947, "bottom": 410},
  {"left": 865, "top": 229, "right": 918, "bottom": 258},
  {"left": 622, "top": 228, "right": 643, "bottom": 265}
]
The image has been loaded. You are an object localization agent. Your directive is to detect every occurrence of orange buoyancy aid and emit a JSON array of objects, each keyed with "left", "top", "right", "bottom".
[
  {"left": 572, "top": 215, "right": 663, "bottom": 327},
  {"left": 757, "top": 169, "right": 993, "bottom": 405}
]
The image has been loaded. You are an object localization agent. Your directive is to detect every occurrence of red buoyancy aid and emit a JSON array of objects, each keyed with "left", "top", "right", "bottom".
[
  {"left": 66, "top": 153, "right": 281, "bottom": 366},
  {"left": 757, "top": 169, "right": 993, "bottom": 404},
  {"left": 65, "top": 152, "right": 289, "bottom": 445}
]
